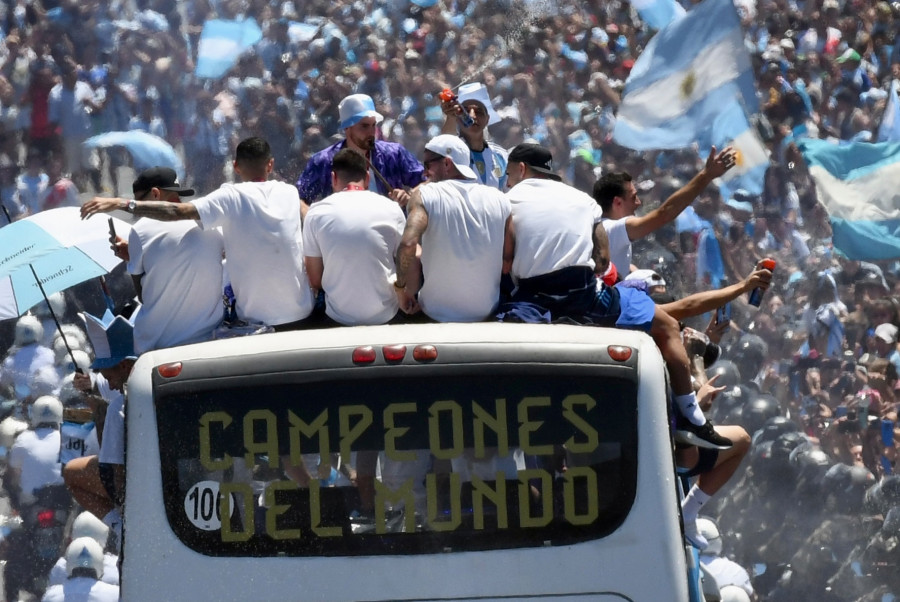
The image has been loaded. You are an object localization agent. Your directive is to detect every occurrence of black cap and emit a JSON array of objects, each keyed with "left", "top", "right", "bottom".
[
  {"left": 508, "top": 143, "right": 562, "bottom": 181},
  {"left": 132, "top": 167, "right": 194, "bottom": 198}
]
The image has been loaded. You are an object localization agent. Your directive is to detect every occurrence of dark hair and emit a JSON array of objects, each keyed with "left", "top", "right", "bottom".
[
  {"left": 331, "top": 148, "right": 368, "bottom": 182},
  {"left": 235, "top": 137, "right": 272, "bottom": 170},
  {"left": 592, "top": 172, "right": 633, "bottom": 212}
]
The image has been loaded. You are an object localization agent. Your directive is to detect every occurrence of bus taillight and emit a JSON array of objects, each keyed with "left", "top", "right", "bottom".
[
  {"left": 383, "top": 345, "right": 407, "bottom": 362},
  {"left": 352, "top": 346, "right": 377, "bottom": 364},
  {"left": 607, "top": 346, "right": 633, "bottom": 362},
  {"left": 157, "top": 362, "right": 183, "bottom": 378},
  {"left": 413, "top": 345, "right": 438, "bottom": 362}
]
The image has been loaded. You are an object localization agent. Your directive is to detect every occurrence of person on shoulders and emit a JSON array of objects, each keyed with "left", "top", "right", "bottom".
[{"left": 296, "top": 94, "right": 423, "bottom": 211}]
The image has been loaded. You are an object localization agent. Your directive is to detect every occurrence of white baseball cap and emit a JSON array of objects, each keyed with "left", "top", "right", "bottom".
[
  {"left": 338, "top": 94, "right": 383, "bottom": 130},
  {"left": 624, "top": 269, "right": 667, "bottom": 289},
  {"left": 424, "top": 135, "right": 478, "bottom": 180},
  {"left": 875, "top": 322, "right": 898, "bottom": 344},
  {"left": 456, "top": 82, "right": 501, "bottom": 126}
]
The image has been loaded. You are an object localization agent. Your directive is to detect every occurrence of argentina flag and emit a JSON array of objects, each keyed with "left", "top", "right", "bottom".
[
  {"left": 195, "top": 18, "right": 263, "bottom": 79},
  {"left": 798, "top": 138, "right": 900, "bottom": 261},
  {"left": 631, "top": 0, "right": 686, "bottom": 30},
  {"left": 613, "top": 0, "right": 758, "bottom": 151},
  {"left": 700, "top": 102, "right": 768, "bottom": 196}
]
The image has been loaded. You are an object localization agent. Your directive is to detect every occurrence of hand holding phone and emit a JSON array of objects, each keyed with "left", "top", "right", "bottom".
[{"left": 715, "top": 303, "right": 732, "bottom": 325}]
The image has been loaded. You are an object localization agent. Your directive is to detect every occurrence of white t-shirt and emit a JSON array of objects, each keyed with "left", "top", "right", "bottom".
[
  {"left": 417, "top": 179, "right": 510, "bottom": 322},
  {"left": 48, "top": 553, "right": 119, "bottom": 587},
  {"left": 9, "top": 427, "right": 63, "bottom": 505},
  {"left": 41, "top": 577, "right": 120, "bottom": 602},
  {"left": 302, "top": 190, "right": 405, "bottom": 325},
  {"left": 97, "top": 376, "right": 124, "bottom": 466},
  {"left": 128, "top": 219, "right": 225, "bottom": 354},
  {"left": 602, "top": 216, "right": 633, "bottom": 275},
  {"left": 506, "top": 178, "right": 602, "bottom": 280},
  {"left": 0, "top": 344, "right": 55, "bottom": 399},
  {"left": 192, "top": 181, "right": 314, "bottom": 326}
]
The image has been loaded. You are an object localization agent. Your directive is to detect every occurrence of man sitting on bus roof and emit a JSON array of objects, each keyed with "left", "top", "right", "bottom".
[
  {"left": 302, "top": 149, "right": 406, "bottom": 326},
  {"left": 502, "top": 143, "right": 731, "bottom": 450}
]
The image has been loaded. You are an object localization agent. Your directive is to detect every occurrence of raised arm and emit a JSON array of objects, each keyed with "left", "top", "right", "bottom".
[
  {"left": 81, "top": 197, "right": 199, "bottom": 221},
  {"left": 625, "top": 147, "right": 736, "bottom": 241}
]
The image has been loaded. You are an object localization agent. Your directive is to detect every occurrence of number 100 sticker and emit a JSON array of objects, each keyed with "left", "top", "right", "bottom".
[{"left": 184, "top": 481, "right": 236, "bottom": 531}]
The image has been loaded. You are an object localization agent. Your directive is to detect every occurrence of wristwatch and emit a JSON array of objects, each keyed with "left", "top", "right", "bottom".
[{"left": 126, "top": 199, "right": 137, "bottom": 213}]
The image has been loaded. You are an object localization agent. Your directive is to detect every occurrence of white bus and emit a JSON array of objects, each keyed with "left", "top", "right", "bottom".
[{"left": 123, "top": 322, "right": 694, "bottom": 601}]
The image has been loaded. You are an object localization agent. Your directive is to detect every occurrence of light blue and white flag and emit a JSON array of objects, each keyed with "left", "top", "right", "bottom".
[
  {"left": 613, "top": 0, "right": 758, "bottom": 151},
  {"left": 878, "top": 80, "right": 900, "bottom": 143},
  {"left": 195, "top": 18, "right": 263, "bottom": 80},
  {"left": 700, "top": 101, "right": 768, "bottom": 196},
  {"left": 798, "top": 138, "right": 900, "bottom": 261},
  {"left": 631, "top": 0, "right": 686, "bottom": 30}
]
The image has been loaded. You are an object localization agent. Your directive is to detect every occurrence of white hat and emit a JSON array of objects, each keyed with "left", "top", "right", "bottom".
[
  {"left": 875, "top": 323, "right": 898, "bottom": 344},
  {"left": 65, "top": 537, "right": 105, "bottom": 579},
  {"left": 72, "top": 512, "right": 110, "bottom": 548},
  {"left": 624, "top": 269, "right": 667, "bottom": 289},
  {"left": 719, "top": 586, "right": 751, "bottom": 602},
  {"left": 30, "top": 395, "right": 63, "bottom": 428},
  {"left": 424, "top": 134, "right": 478, "bottom": 180},
  {"left": 696, "top": 517, "right": 722, "bottom": 556},
  {"left": 456, "top": 82, "right": 501, "bottom": 126},
  {"left": 338, "top": 94, "right": 383, "bottom": 129}
]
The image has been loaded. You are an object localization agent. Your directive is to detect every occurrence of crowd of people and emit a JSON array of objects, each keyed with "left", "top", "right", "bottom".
[{"left": 0, "top": 0, "right": 900, "bottom": 599}]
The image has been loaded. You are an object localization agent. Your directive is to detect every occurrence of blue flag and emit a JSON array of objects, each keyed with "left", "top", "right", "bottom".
[
  {"left": 631, "top": 0, "right": 686, "bottom": 30},
  {"left": 613, "top": 0, "right": 758, "bottom": 151},
  {"left": 195, "top": 18, "right": 263, "bottom": 80},
  {"left": 798, "top": 138, "right": 900, "bottom": 261}
]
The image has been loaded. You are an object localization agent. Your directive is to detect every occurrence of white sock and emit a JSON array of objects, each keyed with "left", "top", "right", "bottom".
[
  {"left": 675, "top": 392, "right": 706, "bottom": 426},
  {"left": 681, "top": 484, "right": 712, "bottom": 522}
]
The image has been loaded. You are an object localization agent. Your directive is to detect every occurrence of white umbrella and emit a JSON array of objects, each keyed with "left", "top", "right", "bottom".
[{"left": 0, "top": 207, "right": 132, "bottom": 318}]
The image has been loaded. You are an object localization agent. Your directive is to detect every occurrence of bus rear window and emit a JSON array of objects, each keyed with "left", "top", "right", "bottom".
[{"left": 155, "top": 371, "right": 638, "bottom": 557}]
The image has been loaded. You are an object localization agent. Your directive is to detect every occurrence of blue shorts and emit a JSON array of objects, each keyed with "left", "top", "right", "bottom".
[
  {"left": 610, "top": 283, "right": 656, "bottom": 332},
  {"left": 509, "top": 267, "right": 656, "bottom": 331}
]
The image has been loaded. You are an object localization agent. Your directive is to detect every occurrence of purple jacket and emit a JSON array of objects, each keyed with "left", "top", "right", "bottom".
[{"left": 296, "top": 139, "right": 424, "bottom": 203}]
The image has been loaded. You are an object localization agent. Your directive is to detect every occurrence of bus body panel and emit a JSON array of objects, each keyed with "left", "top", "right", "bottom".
[{"left": 123, "top": 323, "right": 688, "bottom": 601}]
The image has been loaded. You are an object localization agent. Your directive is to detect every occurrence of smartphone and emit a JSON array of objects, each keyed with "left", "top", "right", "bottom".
[
  {"left": 716, "top": 303, "right": 732, "bottom": 324},
  {"left": 836, "top": 405, "right": 848, "bottom": 418},
  {"left": 108, "top": 217, "right": 116, "bottom": 243}
]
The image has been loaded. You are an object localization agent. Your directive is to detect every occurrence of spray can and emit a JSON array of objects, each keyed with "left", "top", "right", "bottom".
[
  {"left": 748, "top": 258, "right": 776, "bottom": 307},
  {"left": 439, "top": 88, "right": 475, "bottom": 127}
]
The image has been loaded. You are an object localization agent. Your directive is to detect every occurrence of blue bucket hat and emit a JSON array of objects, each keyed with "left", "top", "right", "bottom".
[{"left": 338, "top": 94, "right": 383, "bottom": 130}]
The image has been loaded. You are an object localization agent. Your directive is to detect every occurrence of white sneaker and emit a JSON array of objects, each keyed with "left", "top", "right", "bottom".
[{"left": 683, "top": 517, "right": 708, "bottom": 550}]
